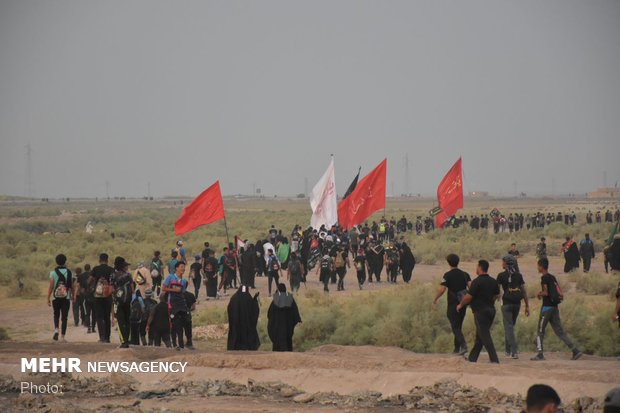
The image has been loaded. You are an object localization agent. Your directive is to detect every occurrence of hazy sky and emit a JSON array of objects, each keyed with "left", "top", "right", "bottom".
[{"left": 1, "top": 0, "right": 619, "bottom": 198}]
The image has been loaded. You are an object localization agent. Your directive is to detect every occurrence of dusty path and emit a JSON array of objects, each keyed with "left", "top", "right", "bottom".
[{"left": 1, "top": 341, "right": 618, "bottom": 399}]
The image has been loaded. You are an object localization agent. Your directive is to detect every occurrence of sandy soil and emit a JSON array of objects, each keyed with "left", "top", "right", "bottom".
[{"left": 0, "top": 340, "right": 617, "bottom": 412}]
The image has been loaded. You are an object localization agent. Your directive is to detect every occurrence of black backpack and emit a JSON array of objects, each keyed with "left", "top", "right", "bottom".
[
  {"left": 320, "top": 257, "right": 330, "bottom": 271},
  {"left": 387, "top": 251, "right": 398, "bottom": 265},
  {"left": 289, "top": 259, "right": 301, "bottom": 274},
  {"left": 114, "top": 275, "right": 132, "bottom": 305},
  {"left": 130, "top": 297, "right": 145, "bottom": 322},
  {"left": 547, "top": 275, "right": 564, "bottom": 305},
  {"left": 143, "top": 298, "right": 156, "bottom": 322},
  {"left": 53, "top": 268, "right": 72, "bottom": 299}
]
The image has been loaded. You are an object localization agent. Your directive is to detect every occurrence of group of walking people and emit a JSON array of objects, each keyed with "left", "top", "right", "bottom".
[
  {"left": 433, "top": 252, "right": 591, "bottom": 363},
  {"left": 48, "top": 252, "right": 196, "bottom": 350}
]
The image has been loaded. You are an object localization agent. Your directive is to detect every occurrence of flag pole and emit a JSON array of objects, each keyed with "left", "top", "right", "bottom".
[
  {"left": 331, "top": 153, "right": 336, "bottom": 227},
  {"left": 223, "top": 215, "right": 231, "bottom": 247},
  {"left": 383, "top": 161, "right": 386, "bottom": 219}
]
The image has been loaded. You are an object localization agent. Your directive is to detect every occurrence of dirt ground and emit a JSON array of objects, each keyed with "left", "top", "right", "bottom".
[{"left": 0, "top": 340, "right": 617, "bottom": 412}]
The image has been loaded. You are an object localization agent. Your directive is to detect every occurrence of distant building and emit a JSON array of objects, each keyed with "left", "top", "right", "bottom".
[
  {"left": 468, "top": 191, "right": 489, "bottom": 198},
  {"left": 587, "top": 187, "right": 620, "bottom": 199}
]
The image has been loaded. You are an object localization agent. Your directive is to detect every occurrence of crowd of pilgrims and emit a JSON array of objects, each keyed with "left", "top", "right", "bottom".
[
  {"left": 46, "top": 208, "right": 620, "bottom": 353},
  {"left": 47, "top": 251, "right": 303, "bottom": 352},
  {"left": 437, "top": 208, "right": 619, "bottom": 232},
  {"left": 370, "top": 209, "right": 619, "bottom": 235}
]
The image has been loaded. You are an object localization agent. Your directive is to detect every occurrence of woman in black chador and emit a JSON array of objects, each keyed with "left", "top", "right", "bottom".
[{"left": 227, "top": 285, "right": 260, "bottom": 350}]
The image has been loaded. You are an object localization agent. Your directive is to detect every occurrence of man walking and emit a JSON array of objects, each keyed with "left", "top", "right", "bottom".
[
  {"left": 71, "top": 266, "right": 86, "bottom": 327},
  {"left": 316, "top": 249, "right": 334, "bottom": 293},
  {"left": 92, "top": 253, "right": 114, "bottom": 343},
  {"left": 531, "top": 258, "right": 583, "bottom": 361},
  {"left": 189, "top": 255, "right": 203, "bottom": 299},
  {"left": 507, "top": 243, "right": 521, "bottom": 273},
  {"left": 536, "top": 237, "right": 547, "bottom": 261},
  {"left": 266, "top": 248, "right": 282, "bottom": 297},
  {"left": 457, "top": 260, "right": 500, "bottom": 363},
  {"left": 496, "top": 255, "right": 529, "bottom": 359},
  {"left": 334, "top": 245, "right": 349, "bottom": 291},
  {"left": 433, "top": 254, "right": 471, "bottom": 355},
  {"left": 47, "top": 254, "right": 73, "bottom": 342},
  {"left": 111, "top": 257, "right": 134, "bottom": 348},
  {"left": 579, "top": 233, "right": 595, "bottom": 273},
  {"left": 163, "top": 261, "right": 190, "bottom": 350},
  {"left": 149, "top": 251, "right": 164, "bottom": 296},
  {"left": 80, "top": 264, "right": 96, "bottom": 334}
]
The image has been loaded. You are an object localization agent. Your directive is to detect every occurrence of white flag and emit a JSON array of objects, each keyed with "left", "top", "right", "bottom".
[{"left": 310, "top": 158, "right": 338, "bottom": 230}]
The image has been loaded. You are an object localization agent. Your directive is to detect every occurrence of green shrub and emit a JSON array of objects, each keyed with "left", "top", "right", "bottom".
[
  {"left": 570, "top": 271, "right": 620, "bottom": 296},
  {"left": 287, "top": 284, "right": 619, "bottom": 356},
  {"left": 8, "top": 277, "right": 41, "bottom": 299},
  {"left": 0, "top": 327, "right": 10, "bottom": 340}
]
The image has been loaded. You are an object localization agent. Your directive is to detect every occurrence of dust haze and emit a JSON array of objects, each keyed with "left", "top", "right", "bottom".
[{"left": 1, "top": 0, "right": 619, "bottom": 198}]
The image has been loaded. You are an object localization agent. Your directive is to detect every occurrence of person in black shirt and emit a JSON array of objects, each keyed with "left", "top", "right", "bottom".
[
  {"left": 457, "top": 260, "right": 500, "bottom": 363},
  {"left": 531, "top": 258, "right": 582, "bottom": 361},
  {"left": 611, "top": 234, "right": 620, "bottom": 271},
  {"left": 507, "top": 243, "right": 521, "bottom": 273},
  {"left": 433, "top": 254, "right": 471, "bottom": 355},
  {"left": 189, "top": 255, "right": 203, "bottom": 300},
  {"left": 141, "top": 288, "right": 157, "bottom": 345},
  {"left": 200, "top": 242, "right": 211, "bottom": 266},
  {"left": 183, "top": 290, "right": 197, "bottom": 350},
  {"left": 149, "top": 251, "right": 164, "bottom": 296},
  {"left": 496, "top": 255, "right": 529, "bottom": 359},
  {"left": 579, "top": 233, "right": 595, "bottom": 273},
  {"left": 147, "top": 293, "right": 172, "bottom": 347},
  {"left": 79, "top": 264, "right": 96, "bottom": 334},
  {"left": 91, "top": 253, "right": 114, "bottom": 343},
  {"left": 71, "top": 267, "right": 86, "bottom": 327},
  {"left": 203, "top": 249, "right": 219, "bottom": 299},
  {"left": 354, "top": 252, "right": 367, "bottom": 290},
  {"left": 111, "top": 256, "right": 135, "bottom": 348}
]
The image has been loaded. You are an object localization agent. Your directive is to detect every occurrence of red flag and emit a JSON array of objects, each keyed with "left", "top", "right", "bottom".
[
  {"left": 174, "top": 181, "right": 225, "bottom": 235},
  {"left": 337, "top": 159, "right": 387, "bottom": 229},
  {"left": 436, "top": 158, "right": 463, "bottom": 228}
]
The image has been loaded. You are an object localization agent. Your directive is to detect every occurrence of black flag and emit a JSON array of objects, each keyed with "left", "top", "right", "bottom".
[{"left": 342, "top": 167, "right": 361, "bottom": 200}]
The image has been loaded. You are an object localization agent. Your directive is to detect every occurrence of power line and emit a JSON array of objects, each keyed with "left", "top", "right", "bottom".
[
  {"left": 25, "top": 143, "right": 34, "bottom": 197},
  {"left": 403, "top": 153, "right": 410, "bottom": 196}
]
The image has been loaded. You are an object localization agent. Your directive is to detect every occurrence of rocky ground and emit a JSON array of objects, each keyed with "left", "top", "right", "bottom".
[{"left": 0, "top": 373, "right": 606, "bottom": 413}]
